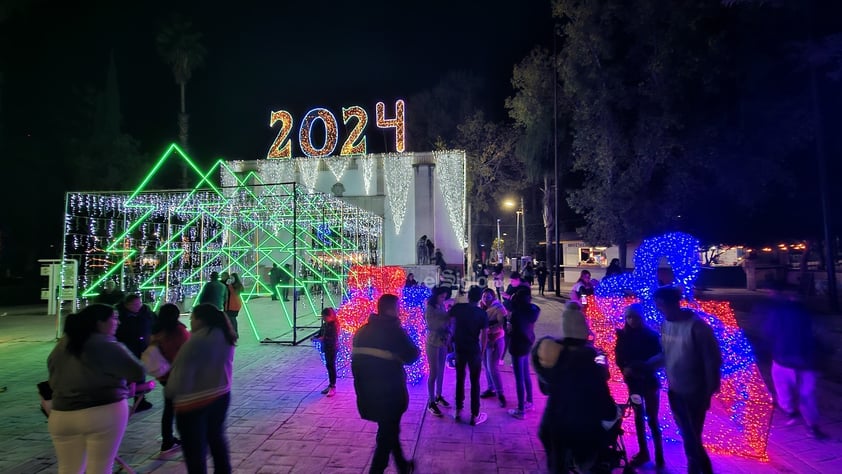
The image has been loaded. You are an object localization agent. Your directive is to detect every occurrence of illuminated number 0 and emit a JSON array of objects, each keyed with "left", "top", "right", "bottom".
[
  {"left": 299, "top": 108, "right": 339, "bottom": 158},
  {"left": 341, "top": 106, "right": 368, "bottom": 155},
  {"left": 376, "top": 100, "right": 405, "bottom": 152},
  {"left": 267, "top": 110, "right": 293, "bottom": 159}
]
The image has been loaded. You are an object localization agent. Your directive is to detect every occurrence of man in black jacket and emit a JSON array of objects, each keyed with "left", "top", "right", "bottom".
[
  {"left": 615, "top": 303, "right": 664, "bottom": 468},
  {"left": 352, "top": 294, "right": 420, "bottom": 474},
  {"left": 116, "top": 293, "right": 156, "bottom": 411}
]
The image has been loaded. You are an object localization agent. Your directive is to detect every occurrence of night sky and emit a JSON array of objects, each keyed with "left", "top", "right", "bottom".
[
  {"left": 1, "top": 0, "right": 841, "bottom": 281},
  {"left": 3, "top": 0, "right": 552, "bottom": 161}
]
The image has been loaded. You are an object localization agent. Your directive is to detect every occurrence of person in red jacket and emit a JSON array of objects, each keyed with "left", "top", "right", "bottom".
[{"left": 150, "top": 303, "right": 191, "bottom": 453}]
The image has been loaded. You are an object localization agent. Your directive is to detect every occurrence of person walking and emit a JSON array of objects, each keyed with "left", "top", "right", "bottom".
[
  {"left": 761, "top": 284, "right": 827, "bottom": 438},
  {"left": 352, "top": 294, "right": 419, "bottom": 474},
  {"left": 196, "top": 272, "right": 228, "bottom": 311},
  {"left": 47, "top": 304, "right": 145, "bottom": 474},
  {"left": 535, "top": 263, "right": 548, "bottom": 296},
  {"left": 424, "top": 286, "right": 452, "bottom": 416},
  {"left": 479, "top": 288, "right": 507, "bottom": 407},
  {"left": 615, "top": 303, "right": 664, "bottom": 468},
  {"left": 150, "top": 303, "right": 191, "bottom": 453},
  {"left": 224, "top": 273, "right": 244, "bottom": 337},
  {"left": 316, "top": 307, "right": 340, "bottom": 397},
  {"left": 507, "top": 286, "right": 539, "bottom": 419},
  {"left": 654, "top": 286, "right": 721, "bottom": 474},
  {"left": 449, "top": 286, "right": 489, "bottom": 425},
  {"left": 166, "top": 304, "right": 237, "bottom": 474}
]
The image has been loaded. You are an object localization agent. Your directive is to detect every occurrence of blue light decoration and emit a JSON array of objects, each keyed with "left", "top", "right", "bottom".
[
  {"left": 315, "top": 265, "right": 430, "bottom": 384},
  {"left": 586, "top": 232, "right": 772, "bottom": 460}
]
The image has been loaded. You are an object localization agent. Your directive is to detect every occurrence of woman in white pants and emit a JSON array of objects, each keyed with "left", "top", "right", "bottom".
[{"left": 48, "top": 303, "right": 145, "bottom": 474}]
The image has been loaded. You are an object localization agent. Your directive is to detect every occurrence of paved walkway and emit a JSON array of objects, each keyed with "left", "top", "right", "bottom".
[{"left": 1, "top": 290, "right": 841, "bottom": 473}]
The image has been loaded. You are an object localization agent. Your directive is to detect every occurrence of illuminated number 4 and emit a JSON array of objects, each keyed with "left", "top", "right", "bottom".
[{"left": 376, "top": 100, "right": 405, "bottom": 153}]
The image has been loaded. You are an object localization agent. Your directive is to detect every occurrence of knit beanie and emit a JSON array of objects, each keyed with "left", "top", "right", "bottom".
[{"left": 560, "top": 302, "right": 590, "bottom": 340}]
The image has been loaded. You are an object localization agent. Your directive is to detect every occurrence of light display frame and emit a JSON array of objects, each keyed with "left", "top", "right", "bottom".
[
  {"left": 63, "top": 143, "right": 383, "bottom": 345},
  {"left": 589, "top": 232, "right": 773, "bottom": 460},
  {"left": 313, "top": 265, "right": 430, "bottom": 384}
]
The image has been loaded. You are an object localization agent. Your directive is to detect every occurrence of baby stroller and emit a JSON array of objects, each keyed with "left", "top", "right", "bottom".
[{"left": 589, "top": 397, "right": 635, "bottom": 474}]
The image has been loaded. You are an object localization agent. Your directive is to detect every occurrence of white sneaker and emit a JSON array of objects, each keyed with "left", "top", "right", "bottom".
[
  {"left": 327, "top": 387, "right": 336, "bottom": 397},
  {"left": 471, "top": 412, "right": 488, "bottom": 426}
]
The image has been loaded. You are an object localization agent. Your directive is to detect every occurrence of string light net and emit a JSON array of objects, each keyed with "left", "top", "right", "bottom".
[
  {"left": 63, "top": 144, "right": 383, "bottom": 345},
  {"left": 315, "top": 265, "right": 429, "bottom": 384},
  {"left": 584, "top": 232, "right": 772, "bottom": 461}
]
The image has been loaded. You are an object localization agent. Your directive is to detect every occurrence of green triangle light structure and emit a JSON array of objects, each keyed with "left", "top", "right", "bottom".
[{"left": 63, "top": 143, "right": 383, "bottom": 344}]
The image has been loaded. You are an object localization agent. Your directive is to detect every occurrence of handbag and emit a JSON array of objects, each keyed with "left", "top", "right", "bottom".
[{"left": 141, "top": 344, "right": 171, "bottom": 378}]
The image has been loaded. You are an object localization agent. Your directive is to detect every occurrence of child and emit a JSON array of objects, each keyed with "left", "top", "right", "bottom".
[{"left": 318, "top": 307, "right": 339, "bottom": 397}]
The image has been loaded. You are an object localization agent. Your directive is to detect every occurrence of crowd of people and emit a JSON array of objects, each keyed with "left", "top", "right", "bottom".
[
  {"left": 45, "top": 274, "right": 241, "bottom": 474},
  {"left": 349, "top": 274, "right": 728, "bottom": 474},
  {"left": 44, "top": 265, "right": 827, "bottom": 474}
]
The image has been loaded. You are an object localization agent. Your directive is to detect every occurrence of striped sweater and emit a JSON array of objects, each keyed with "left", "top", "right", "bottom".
[{"left": 164, "top": 326, "right": 234, "bottom": 413}]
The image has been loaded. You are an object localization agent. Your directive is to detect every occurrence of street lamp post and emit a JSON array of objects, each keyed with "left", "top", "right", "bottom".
[
  {"left": 505, "top": 197, "right": 527, "bottom": 271},
  {"left": 514, "top": 211, "right": 520, "bottom": 265},
  {"left": 520, "top": 196, "right": 526, "bottom": 258},
  {"left": 496, "top": 218, "right": 502, "bottom": 263}
]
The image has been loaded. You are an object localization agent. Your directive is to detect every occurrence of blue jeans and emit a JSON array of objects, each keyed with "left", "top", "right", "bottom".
[
  {"left": 176, "top": 392, "right": 231, "bottom": 474},
  {"left": 668, "top": 390, "right": 713, "bottom": 474},
  {"left": 484, "top": 337, "right": 504, "bottom": 395},
  {"left": 511, "top": 354, "right": 533, "bottom": 411},
  {"left": 426, "top": 344, "right": 447, "bottom": 402}
]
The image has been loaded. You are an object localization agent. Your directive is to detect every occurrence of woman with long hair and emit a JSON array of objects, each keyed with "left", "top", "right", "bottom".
[
  {"left": 224, "top": 273, "right": 244, "bottom": 336},
  {"left": 47, "top": 304, "right": 145, "bottom": 474},
  {"left": 570, "top": 270, "right": 597, "bottom": 305},
  {"left": 150, "top": 303, "right": 191, "bottom": 453},
  {"left": 507, "top": 286, "right": 540, "bottom": 420},
  {"left": 166, "top": 303, "right": 237, "bottom": 473},
  {"left": 424, "top": 286, "right": 452, "bottom": 416}
]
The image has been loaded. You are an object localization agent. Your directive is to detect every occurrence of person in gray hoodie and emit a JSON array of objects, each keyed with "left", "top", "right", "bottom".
[
  {"left": 166, "top": 303, "right": 236, "bottom": 474},
  {"left": 47, "top": 304, "right": 146, "bottom": 474},
  {"left": 654, "top": 286, "right": 721, "bottom": 474}
]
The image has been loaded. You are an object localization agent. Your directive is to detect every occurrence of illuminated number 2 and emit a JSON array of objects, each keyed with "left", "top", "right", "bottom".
[
  {"left": 341, "top": 106, "right": 368, "bottom": 155},
  {"left": 267, "top": 110, "right": 293, "bottom": 159},
  {"left": 299, "top": 108, "right": 339, "bottom": 158},
  {"left": 376, "top": 99, "right": 406, "bottom": 152}
]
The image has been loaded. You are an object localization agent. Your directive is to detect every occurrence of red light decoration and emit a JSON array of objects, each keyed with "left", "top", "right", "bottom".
[
  {"left": 585, "top": 295, "right": 773, "bottom": 461},
  {"left": 316, "top": 265, "right": 429, "bottom": 384}
]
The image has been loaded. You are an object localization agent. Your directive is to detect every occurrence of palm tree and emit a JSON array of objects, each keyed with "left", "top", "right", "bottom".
[{"left": 156, "top": 15, "right": 207, "bottom": 186}]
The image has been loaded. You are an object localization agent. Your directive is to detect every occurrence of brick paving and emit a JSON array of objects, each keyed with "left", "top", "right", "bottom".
[{"left": 1, "top": 289, "right": 841, "bottom": 473}]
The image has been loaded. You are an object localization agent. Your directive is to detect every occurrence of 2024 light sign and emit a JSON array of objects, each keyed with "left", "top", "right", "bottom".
[{"left": 267, "top": 100, "right": 405, "bottom": 159}]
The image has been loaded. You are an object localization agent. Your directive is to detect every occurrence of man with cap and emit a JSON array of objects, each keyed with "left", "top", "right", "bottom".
[{"left": 531, "top": 302, "right": 616, "bottom": 472}]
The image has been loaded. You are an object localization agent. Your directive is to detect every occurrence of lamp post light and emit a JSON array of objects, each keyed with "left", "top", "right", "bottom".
[
  {"left": 496, "top": 218, "right": 503, "bottom": 263},
  {"left": 504, "top": 197, "right": 527, "bottom": 270}
]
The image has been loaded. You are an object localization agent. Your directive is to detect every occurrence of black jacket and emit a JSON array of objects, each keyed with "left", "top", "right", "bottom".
[
  {"left": 532, "top": 337, "right": 616, "bottom": 439},
  {"left": 508, "top": 303, "right": 539, "bottom": 356},
  {"left": 352, "top": 314, "right": 420, "bottom": 422},
  {"left": 615, "top": 324, "right": 662, "bottom": 392},
  {"left": 317, "top": 319, "right": 339, "bottom": 353},
  {"left": 116, "top": 304, "right": 155, "bottom": 358}
]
